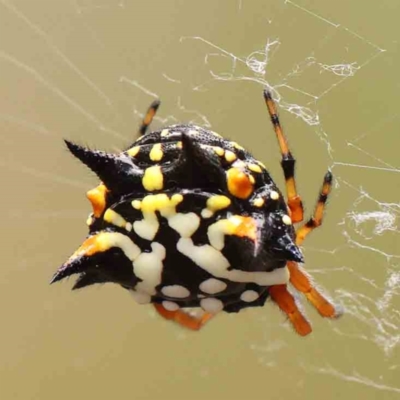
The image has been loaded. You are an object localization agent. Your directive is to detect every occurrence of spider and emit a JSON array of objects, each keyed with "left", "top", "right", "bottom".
[{"left": 51, "top": 90, "right": 339, "bottom": 336}]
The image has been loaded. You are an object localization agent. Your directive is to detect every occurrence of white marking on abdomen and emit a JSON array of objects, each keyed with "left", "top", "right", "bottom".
[
  {"left": 168, "top": 213, "right": 200, "bottom": 238},
  {"left": 177, "top": 238, "right": 290, "bottom": 286},
  {"left": 200, "top": 298, "right": 224, "bottom": 313},
  {"left": 162, "top": 301, "right": 180, "bottom": 311},
  {"left": 161, "top": 285, "right": 191, "bottom": 298},
  {"left": 133, "top": 242, "right": 166, "bottom": 296},
  {"left": 199, "top": 278, "right": 227, "bottom": 294},
  {"left": 240, "top": 290, "right": 259, "bottom": 302}
]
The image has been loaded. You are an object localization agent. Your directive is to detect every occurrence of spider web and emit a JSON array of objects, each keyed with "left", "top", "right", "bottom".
[{"left": 0, "top": 0, "right": 398, "bottom": 399}]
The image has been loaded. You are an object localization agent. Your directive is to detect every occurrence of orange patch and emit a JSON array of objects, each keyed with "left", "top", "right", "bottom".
[
  {"left": 229, "top": 215, "right": 257, "bottom": 241},
  {"left": 71, "top": 235, "right": 103, "bottom": 260},
  {"left": 226, "top": 167, "right": 254, "bottom": 199},
  {"left": 86, "top": 184, "right": 108, "bottom": 218}
]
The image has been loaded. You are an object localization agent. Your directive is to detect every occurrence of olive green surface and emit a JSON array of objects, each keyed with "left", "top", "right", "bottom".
[{"left": 0, "top": 1, "right": 399, "bottom": 400}]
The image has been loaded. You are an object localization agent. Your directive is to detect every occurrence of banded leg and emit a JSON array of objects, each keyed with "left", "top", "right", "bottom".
[
  {"left": 154, "top": 304, "right": 214, "bottom": 331},
  {"left": 295, "top": 171, "right": 332, "bottom": 245},
  {"left": 138, "top": 99, "right": 160, "bottom": 137},
  {"left": 269, "top": 284, "right": 312, "bottom": 336},
  {"left": 263, "top": 90, "right": 304, "bottom": 223},
  {"left": 288, "top": 171, "right": 336, "bottom": 318}
]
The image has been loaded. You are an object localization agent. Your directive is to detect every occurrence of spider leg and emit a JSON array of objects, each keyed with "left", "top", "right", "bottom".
[
  {"left": 287, "top": 262, "right": 336, "bottom": 318},
  {"left": 263, "top": 90, "right": 304, "bottom": 223},
  {"left": 137, "top": 99, "right": 161, "bottom": 137},
  {"left": 269, "top": 284, "right": 312, "bottom": 336},
  {"left": 288, "top": 171, "right": 337, "bottom": 318},
  {"left": 153, "top": 304, "right": 214, "bottom": 331},
  {"left": 295, "top": 171, "right": 332, "bottom": 245}
]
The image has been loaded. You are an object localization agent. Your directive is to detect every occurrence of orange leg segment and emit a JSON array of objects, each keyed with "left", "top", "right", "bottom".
[
  {"left": 269, "top": 284, "right": 312, "bottom": 336},
  {"left": 287, "top": 262, "right": 336, "bottom": 318},
  {"left": 154, "top": 304, "right": 214, "bottom": 331}
]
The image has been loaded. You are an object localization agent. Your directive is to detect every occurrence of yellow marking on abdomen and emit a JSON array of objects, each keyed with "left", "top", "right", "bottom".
[
  {"left": 142, "top": 166, "right": 163, "bottom": 191},
  {"left": 127, "top": 146, "right": 140, "bottom": 157},
  {"left": 149, "top": 143, "right": 163, "bottom": 162},
  {"left": 224, "top": 150, "right": 237, "bottom": 163},
  {"left": 248, "top": 163, "right": 262, "bottom": 173},
  {"left": 104, "top": 209, "right": 128, "bottom": 229}
]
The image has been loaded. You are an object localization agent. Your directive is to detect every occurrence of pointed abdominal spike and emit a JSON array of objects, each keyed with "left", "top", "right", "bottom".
[
  {"left": 64, "top": 140, "right": 142, "bottom": 193},
  {"left": 181, "top": 132, "right": 226, "bottom": 187},
  {"left": 275, "top": 234, "right": 304, "bottom": 263},
  {"left": 50, "top": 232, "right": 141, "bottom": 285}
]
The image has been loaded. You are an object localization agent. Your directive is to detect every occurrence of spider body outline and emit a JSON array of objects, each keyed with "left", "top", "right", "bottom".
[{"left": 51, "top": 90, "right": 338, "bottom": 335}]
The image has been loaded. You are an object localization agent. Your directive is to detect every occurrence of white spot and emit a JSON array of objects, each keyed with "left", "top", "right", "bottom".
[
  {"left": 177, "top": 238, "right": 230, "bottom": 274},
  {"left": 168, "top": 213, "right": 200, "bottom": 238},
  {"left": 133, "top": 242, "right": 165, "bottom": 296},
  {"left": 161, "top": 285, "right": 191, "bottom": 298},
  {"left": 162, "top": 301, "right": 180, "bottom": 311},
  {"left": 199, "top": 278, "right": 227, "bottom": 294},
  {"left": 201, "top": 209, "right": 213, "bottom": 219},
  {"left": 129, "top": 290, "right": 151, "bottom": 304},
  {"left": 133, "top": 215, "right": 159, "bottom": 240},
  {"left": 207, "top": 221, "right": 228, "bottom": 250},
  {"left": 282, "top": 215, "right": 292, "bottom": 225},
  {"left": 270, "top": 191, "right": 279, "bottom": 200},
  {"left": 177, "top": 238, "right": 290, "bottom": 286},
  {"left": 240, "top": 290, "right": 259, "bottom": 302},
  {"left": 200, "top": 298, "right": 224, "bottom": 313}
]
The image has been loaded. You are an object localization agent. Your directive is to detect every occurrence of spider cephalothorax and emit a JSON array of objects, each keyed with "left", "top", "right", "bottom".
[{"left": 51, "top": 91, "right": 338, "bottom": 335}]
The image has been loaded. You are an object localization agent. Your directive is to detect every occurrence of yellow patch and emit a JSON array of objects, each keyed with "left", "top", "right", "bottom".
[
  {"left": 213, "top": 146, "right": 225, "bottom": 157},
  {"left": 141, "top": 193, "right": 183, "bottom": 216},
  {"left": 226, "top": 168, "right": 254, "bottom": 199},
  {"left": 127, "top": 146, "right": 140, "bottom": 157},
  {"left": 104, "top": 209, "right": 128, "bottom": 229},
  {"left": 224, "top": 150, "right": 237, "bottom": 163},
  {"left": 253, "top": 198, "right": 265, "bottom": 207},
  {"left": 177, "top": 141, "right": 183, "bottom": 149},
  {"left": 161, "top": 129, "right": 169, "bottom": 137},
  {"left": 206, "top": 195, "right": 231, "bottom": 212},
  {"left": 270, "top": 191, "right": 279, "bottom": 200},
  {"left": 132, "top": 200, "right": 142, "bottom": 210},
  {"left": 248, "top": 163, "right": 262, "bottom": 173},
  {"left": 282, "top": 215, "right": 292, "bottom": 225},
  {"left": 86, "top": 184, "right": 108, "bottom": 218},
  {"left": 149, "top": 143, "right": 163, "bottom": 162},
  {"left": 142, "top": 166, "right": 163, "bottom": 191}
]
